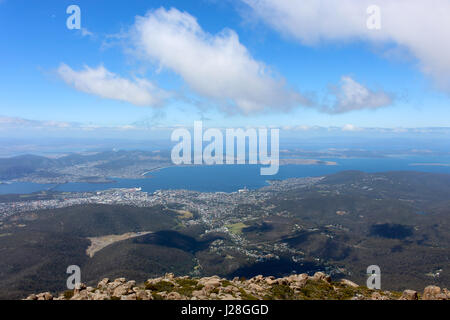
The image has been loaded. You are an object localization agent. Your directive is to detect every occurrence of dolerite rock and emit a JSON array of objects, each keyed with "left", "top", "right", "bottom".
[
  {"left": 97, "top": 278, "right": 110, "bottom": 289},
  {"left": 74, "top": 283, "right": 86, "bottom": 294},
  {"left": 113, "top": 280, "right": 136, "bottom": 297},
  {"left": 443, "top": 288, "right": 450, "bottom": 299},
  {"left": 35, "top": 292, "right": 53, "bottom": 300},
  {"left": 371, "top": 292, "right": 389, "bottom": 300},
  {"left": 265, "top": 276, "right": 277, "bottom": 285},
  {"left": 202, "top": 277, "right": 221, "bottom": 293},
  {"left": 167, "top": 292, "right": 182, "bottom": 300},
  {"left": 312, "top": 272, "right": 331, "bottom": 283},
  {"left": 340, "top": 279, "right": 359, "bottom": 288},
  {"left": 288, "top": 274, "right": 309, "bottom": 292},
  {"left": 423, "top": 286, "right": 442, "bottom": 300},
  {"left": 121, "top": 293, "right": 137, "bottom": 300},
  {"left": 71, "top": 290, "right": 89, "bottom": 300},
  {"left": 400, "top": 290, "right": 418, "bottom": 300}
]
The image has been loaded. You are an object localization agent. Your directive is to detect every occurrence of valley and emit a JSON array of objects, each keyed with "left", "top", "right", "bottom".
[{"left": 0, "top": 170, "right": 449, "bottom": 299}]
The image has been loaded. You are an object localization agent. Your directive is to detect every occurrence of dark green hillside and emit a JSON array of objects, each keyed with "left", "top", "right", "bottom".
[
  {"left": 0, "top": 204, "right": 182, "bottom": 299},
  {"left": 21, "top": 204, "right": 178, "bottom": 237},
  {"left": 133, "top": 230, "right": 223, "bottom": 253},
  {"left": 0, "top": 230, "right": 89, "bottom": 299},
  {"left": 82, "top": 239, "right": 196, "bottom": 286}
]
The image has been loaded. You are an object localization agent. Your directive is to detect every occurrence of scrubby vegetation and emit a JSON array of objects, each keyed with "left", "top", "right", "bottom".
[{"left": 26, "top": 273, "right": 449, "bottom": 300}]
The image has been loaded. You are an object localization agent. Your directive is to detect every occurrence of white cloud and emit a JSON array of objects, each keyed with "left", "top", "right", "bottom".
[
  {"left": 130, "top": 7, "right": 309, "bottom": 114},
  {"left": 0, "top": 115, "right": 173, "bottom": 132},
  {"left": 242, "top": 0, "right": 450, "bottom": 93},
  {"left": 280, "top": 125, "right": 450, "bottom": 135},
  {"left": 342, "top": 124, "right": 362, "bottom": 132},
  {"left": 324, "top": 76, "right": 393, "bottom": 113},
  {"left": 80, "top": 27, "right": 94, "bottom": 38},
  {"left": 3, "top": 115, "right": 450, "bottom": 137},
  {"left": 57, "top": 64, "right": 168, "bottom": 107}
]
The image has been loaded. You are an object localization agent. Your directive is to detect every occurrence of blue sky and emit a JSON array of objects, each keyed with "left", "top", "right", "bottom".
[{"left": 0, "top": 0, "right": 450, "bottom": 139}]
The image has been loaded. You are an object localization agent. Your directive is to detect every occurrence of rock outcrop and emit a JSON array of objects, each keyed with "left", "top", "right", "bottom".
[{"left": 25, "top": 273, "right": 450, "bottom": 301}]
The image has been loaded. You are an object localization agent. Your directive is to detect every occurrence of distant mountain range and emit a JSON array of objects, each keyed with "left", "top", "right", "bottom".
[{"left": 0, "top": 151, "right": 172, "bottom": 182}]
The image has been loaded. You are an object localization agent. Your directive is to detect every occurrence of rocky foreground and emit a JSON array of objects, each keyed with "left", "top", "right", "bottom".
[{"left": 26, "top": 272, "right": 450, "bottom": 301}]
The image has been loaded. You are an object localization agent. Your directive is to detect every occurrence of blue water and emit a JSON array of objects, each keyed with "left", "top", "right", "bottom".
[{"left": 1, "top": 156, "right": 450, "bottom": 195}]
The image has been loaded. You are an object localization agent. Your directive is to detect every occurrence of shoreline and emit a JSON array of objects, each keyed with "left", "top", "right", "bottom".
[
  {"left": 140, "top": 165, "right": 176, "bottom": 176},
  {"left": 2, "top": 162, "right": 450, "bottom": 196}
]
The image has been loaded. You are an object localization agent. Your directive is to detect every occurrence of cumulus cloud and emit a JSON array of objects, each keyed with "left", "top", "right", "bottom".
[
  {"left": 57, "top": 64, "right": 168, "bottom": 107},
  {"left": 130, "top": 7, "right": 310, "bottom": 114},
  {"left": 242, "top": 0, "right": 450, "bottom": 93},
  {"left": 323, "top": 76, "right": 393, "bottom": 114}
]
